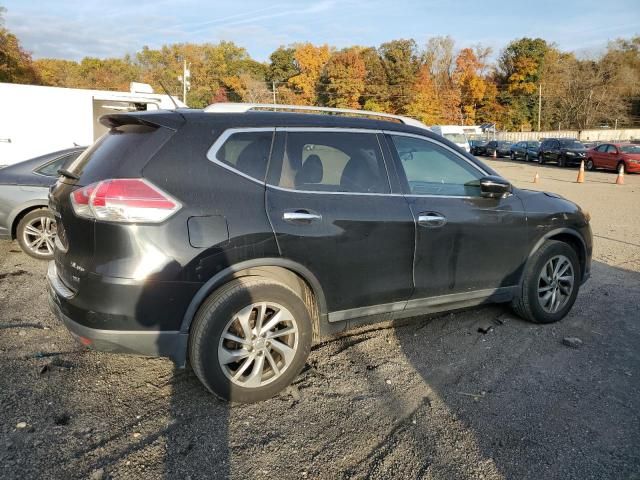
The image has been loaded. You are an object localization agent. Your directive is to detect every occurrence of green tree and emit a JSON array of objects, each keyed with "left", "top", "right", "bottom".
[
  {"left": 320, "top": 48, "right": 366, "bottom": 109},
  {"left": 378, "top": 39, "right": 419, "bottom": 113},
  {"left": 359, "top": 47, "right": 390, "bottom": 111}
]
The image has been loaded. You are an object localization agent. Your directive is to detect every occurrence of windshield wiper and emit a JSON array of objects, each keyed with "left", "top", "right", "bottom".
[{"left": 57, "top": 169, "right": 80, "bottom": 180}]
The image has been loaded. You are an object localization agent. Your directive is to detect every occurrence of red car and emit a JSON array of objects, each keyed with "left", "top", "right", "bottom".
[{"left": 586, "top": 143, "right": 640, "bottom": 173}]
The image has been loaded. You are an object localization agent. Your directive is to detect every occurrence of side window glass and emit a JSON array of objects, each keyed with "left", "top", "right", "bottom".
[
  {"left": 391, "top": 135, "right": 482, "bottom": 196},
  {"left": 269, "top": 131, "right": 389, "bottom": 194},
  {"left": 596, "top": 144, "right": 606, "bottom": 152},
  {"left": 606, "top": 145, "right": 618, "bottom": 153},
  {"left": 36, "top": 152, "right": 81, "bottom": 177},
  {"left": 210, "top": 130, "right": 273, "bottom": 181}
]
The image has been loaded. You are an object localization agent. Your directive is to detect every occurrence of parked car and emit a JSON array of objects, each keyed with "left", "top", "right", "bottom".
[
  {"left": 48, "top": 104, "right": 592, "bottom": 403},
  {"left": 430, "top": 125, "right": 471, "bottom": 153},
  {"left": 510, "top": 141, "right": 541, "bottom": 162},
  {"left": 0, "top": 147, "right": 85, "bottom": 259},
  {"left": 469, "top": 140, "right": 488, "bottom": 156},
  {"left": 538, "top": 138, "right": 587, "bottom": 167},
  {"left": 586, "top": 143, "right": 640, "bottom": 174},
  {"left": 485, "top": 141, "right": 513, "bottom": 158}
]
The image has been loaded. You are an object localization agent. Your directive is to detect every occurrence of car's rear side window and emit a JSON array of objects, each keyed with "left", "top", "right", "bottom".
[
  {"left": 209, "top": 130, "right": 274, "bottom": 182},
  {"left": 36, "top": 151, "right": 82, "bottom": 177},
  {"left": 268, "top": 131, "right": 390, "bottom": 194}
]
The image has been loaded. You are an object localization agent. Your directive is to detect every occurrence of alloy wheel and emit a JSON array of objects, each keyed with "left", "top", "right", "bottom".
[
  {"left": 537, "top": 255, "right": 575, "bottom": 314},
  {"left": 22, "top": 216, "right": 56, "bottom": 257},
  {"left": 218, "top": 302, "right": 299, "bottom": 388}
]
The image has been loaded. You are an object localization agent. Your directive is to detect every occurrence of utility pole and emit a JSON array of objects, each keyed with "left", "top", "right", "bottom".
[
  {"left": 537, "top": 83, "right": 542, "bottom": 132},
  {"left": 272, "top": 80, "right": 277, "bottom": 105}
]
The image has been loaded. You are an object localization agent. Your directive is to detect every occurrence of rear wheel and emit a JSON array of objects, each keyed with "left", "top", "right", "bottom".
[
  {"left": 586, "top": 158, "right": 595, "bottom": 171},
  {"left": 617, "top": 161, "right": 627, "bottom": 174},
  {"left": 189, "top": 277, "right": 312, "bottom": 403},
  {"left": 511, "top": 240, "right": 580, "bottom": 324},
  {"left": 538, "top": 153, "right": 545, "bottom": 165},
  {"left": 16, "top": 208, "right": 56, "bottom": 260},
  {"left": 558, "top": 155, "right": 566, "bottom": 168},
  {"left": 525, "top": 153, "right": 530, "bottom": 162}
]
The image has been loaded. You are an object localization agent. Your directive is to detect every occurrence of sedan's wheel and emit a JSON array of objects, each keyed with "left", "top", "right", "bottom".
[
  {"left": 511, "top": 240, "right": 580, "bottom": 323},
  {"left": 538, "top": 154, "right": 545, "bottom": 165},
  {"left": 617, "top": 161, "right": 627, "bottom": 174},
  {"left": 525, "top": 153, "right": 529, "bottom": 162},
  {"left": 189, "top": 277, "right": 312, "bottom": 403},
  {"left": 510, "top": 152, "right": 515, "bottom": 160},
  {"left": 586, "top": 159, "right": 595, "bottom": 171},
  {"left": 16, "top": 208, "right": 56, "bottom": 260}
]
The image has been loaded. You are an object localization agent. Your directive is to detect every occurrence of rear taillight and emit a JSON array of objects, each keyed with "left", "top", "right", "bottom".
[{"left": 70, "top": 178, "right": 180, "bottom": 223}]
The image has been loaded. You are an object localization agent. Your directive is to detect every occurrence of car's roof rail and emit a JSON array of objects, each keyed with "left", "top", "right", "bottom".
[{"left": 203, "top": 102, "right": 430, "bottom": 130}]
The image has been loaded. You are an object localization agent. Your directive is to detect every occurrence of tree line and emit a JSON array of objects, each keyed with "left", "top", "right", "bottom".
[{"left": 1, "top": 7, "right": 639, "bottom": 131}]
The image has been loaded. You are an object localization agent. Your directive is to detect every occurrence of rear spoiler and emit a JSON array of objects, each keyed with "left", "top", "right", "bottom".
[{"left": 99, "top": 111, "right": 185, "bottom": 131}]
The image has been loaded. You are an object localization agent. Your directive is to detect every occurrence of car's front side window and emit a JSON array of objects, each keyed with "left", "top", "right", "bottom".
[
  {"left": 268, "top": 131, "right": 390, "bottom": 194},
  {"left": 391, "top": 135, "right": 483, "bottom": 196}
]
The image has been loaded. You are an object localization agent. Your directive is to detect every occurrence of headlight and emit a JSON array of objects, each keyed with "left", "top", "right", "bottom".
[{"left": 566, "top": 151, "right": 575, "bottom": 156}]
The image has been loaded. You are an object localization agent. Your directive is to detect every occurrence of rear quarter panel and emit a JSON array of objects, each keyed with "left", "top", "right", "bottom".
[{"left": 0, "top": 185, "right": 50, "bottom": 238}]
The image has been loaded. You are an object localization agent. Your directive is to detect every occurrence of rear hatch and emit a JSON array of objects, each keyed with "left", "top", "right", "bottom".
[{"left": 49, "top": 112, "right": 183, "bottom": 290}]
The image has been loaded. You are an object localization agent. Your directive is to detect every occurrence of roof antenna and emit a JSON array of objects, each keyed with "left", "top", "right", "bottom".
[{"left": 158, "top": 80, "right": 180, "bottom": 109}]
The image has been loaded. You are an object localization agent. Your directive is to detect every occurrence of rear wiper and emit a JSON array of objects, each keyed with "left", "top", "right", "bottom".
[{"left": 57, "top": 169, "right": 80, "bottom": 180}]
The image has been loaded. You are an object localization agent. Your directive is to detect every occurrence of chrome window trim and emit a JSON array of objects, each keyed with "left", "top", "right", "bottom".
[{"left": 205, "top": 127, "right": 276, "bottom": 186}]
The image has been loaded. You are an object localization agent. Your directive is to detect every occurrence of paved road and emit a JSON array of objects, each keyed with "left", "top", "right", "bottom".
[{"left": 0, "top": 158, "right": 638, "bottom": 479}]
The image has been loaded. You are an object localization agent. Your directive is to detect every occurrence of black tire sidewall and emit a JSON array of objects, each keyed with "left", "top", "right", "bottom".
[
  {"left": 191, "top": 281, "right": 312, "bottom": 403},
  {"left": 525, "top": 242, "right": 581, "bottom": 323},
  {"left": 16, "top": 208, "right": 55, "bottom": 260},
  {"left": 586, "top": 159, "right": 594, "bottom": 171}
]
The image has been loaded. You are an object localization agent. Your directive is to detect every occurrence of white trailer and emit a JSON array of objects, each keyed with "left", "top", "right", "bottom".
[{"left": 0, "top": 82, "right": 185, "bottom": 167}]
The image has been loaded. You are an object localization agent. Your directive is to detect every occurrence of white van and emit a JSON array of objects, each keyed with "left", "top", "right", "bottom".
[{"left": 430, "top": 125, "right": 471, "bottom": 153}]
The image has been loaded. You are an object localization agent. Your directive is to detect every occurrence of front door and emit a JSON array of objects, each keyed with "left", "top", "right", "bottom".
[
  {"left": 384, "top": 132, "right": 528, "bottom": 301},
  {"left": 265, "top": 129, "right": 415, "bottom": 318}
]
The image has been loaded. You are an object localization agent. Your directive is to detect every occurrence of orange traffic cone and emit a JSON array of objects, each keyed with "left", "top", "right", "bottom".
[
  {"left": 533, "top": 172, "right": 540, "bottom": 184},
  {"left": 615, "top": 164, "right": 625, "bottom": 185},
  {"left": 576, "top": 160, "right": 585, "bottom": 183}
]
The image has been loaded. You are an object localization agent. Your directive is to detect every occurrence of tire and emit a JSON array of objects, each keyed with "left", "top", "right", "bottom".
[
  {"left": 538, "top": 153, "right": 545, "bottom": 165},
  {"left": 511, "top": 240, "right": 581, "bottom": 324},
  {"left": 510, "top": 152, "right": 515, "bottom": 160},
  {"left": 189, "top": 277, "right": 313, "bottom": 403},
  {"left": 558, "top": 155, "right": 566, "bottom": 168},
  {"left": 586, "top": 158, "right": 595, "bottom": 171},
  {"left": 525, "top": 153, "right": 529, "bottom": 162},
  {"left": 16, "top": 208, "right": 56, "bottom": 260},
  {"left": 617, "top": 161, "right": 626, "bottom": 174}
]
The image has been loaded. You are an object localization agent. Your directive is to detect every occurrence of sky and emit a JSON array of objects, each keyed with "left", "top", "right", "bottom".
[{"left": 2, "top": 0, "right": 640, "bottom": 62}]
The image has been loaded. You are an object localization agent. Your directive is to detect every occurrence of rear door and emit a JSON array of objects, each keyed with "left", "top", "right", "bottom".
[
  {"left": 265, "top": 128, "right": 415, "bottom": 319},
  {"left": 385, "top": 132, "right": 528, "bottom": 301}
]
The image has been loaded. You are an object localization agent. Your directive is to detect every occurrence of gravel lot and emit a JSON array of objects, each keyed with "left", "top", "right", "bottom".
[{"left": 1, "top": 159, "right": 639, "bottom": 480}]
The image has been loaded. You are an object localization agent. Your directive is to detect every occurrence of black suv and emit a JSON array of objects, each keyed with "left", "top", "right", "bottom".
[
  {"left": 48, "top": 104, "right": 592, "bottom": 403},
  {"left": 539, "top": 138, "right": 587, "bottom": 167}
]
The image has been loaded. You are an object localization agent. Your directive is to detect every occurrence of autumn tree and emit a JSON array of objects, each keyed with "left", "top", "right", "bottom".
[
  {"left": 405, "top": 64, "right": 441, "bottom": 124},
  {"left": 320, "top": 48, "right": 366, "bottom": 109},
  {"left": 0, "top": 6, "right": 39, "bottom": 83},
  {"left": 288, "top": 43, "right": 331, "bottom": 105},
  {"left": 453, "top": 48, "right": 487, "bottom": 125}
]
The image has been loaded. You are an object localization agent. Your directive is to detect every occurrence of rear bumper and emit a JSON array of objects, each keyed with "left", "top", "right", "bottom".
[{"left": 47, "top": 262, "right": 189, "bottom": 365}]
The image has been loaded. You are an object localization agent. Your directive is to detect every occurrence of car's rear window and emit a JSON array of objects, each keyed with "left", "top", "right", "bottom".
[
  {"left": 620, "top": 145, "right": 640, "bottom": 154},
  {"left": 65, "top": 123, "right": 172, "bottom": 184}
]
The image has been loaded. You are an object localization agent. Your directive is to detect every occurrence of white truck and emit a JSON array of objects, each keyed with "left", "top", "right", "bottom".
[
  {"left": 430, "top": 125, "right": 471, "bottom": 153},
  {"left": 0, "top": 82, "right": 185, "bottom": 167}
]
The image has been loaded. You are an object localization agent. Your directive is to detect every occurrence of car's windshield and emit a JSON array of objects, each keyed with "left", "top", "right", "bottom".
[
  {"left": 444, "top": 133, "right": 467, "bottom": 144},
  {"left": 560, "top": 140, "right": 584, "bottom": 149},
  {"left": 527, "top": 141, "right": 540, "bottom": 148},
  {"left": 498, "top": 142, "right": 511, "bottom": 147},
  {"left": 620, "top": 145, "right": 640, "bottom": 154}
]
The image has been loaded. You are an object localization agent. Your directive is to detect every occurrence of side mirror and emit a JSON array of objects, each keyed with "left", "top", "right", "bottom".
[{"left": 480, "top": 175, "right": 512, "bottom": 199}]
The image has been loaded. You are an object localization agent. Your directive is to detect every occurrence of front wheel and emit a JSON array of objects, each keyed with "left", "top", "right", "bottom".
[
  {"left": 511, "top": 240, "right": 580, "bottom": 324},
  {"left": 586, "top": 158, "right": 595, "bottom": 171},
  {"left": 538, "top": 154, "right": 545, "bottom": 165},
  {"left": 617, "top": 161, "right": 627, "bottom": 174},
  {"left": 16, "top": 208, "right": 57, "bottom": 260},
  {"left": 525, "top": 153, "right": 530, "bottom": 162},
  {"left": 510, "top": 152, "right": 515, "bottom": 160},
  {"left": 189, "top": 277, "right": 312, "bottom": 403},
  {"left": 558, "top": 155, "right": 566, "bottom": 168}
]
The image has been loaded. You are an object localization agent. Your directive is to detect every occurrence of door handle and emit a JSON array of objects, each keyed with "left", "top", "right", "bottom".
[
  {"left": 283, "top": 210, "right": 322, "bottom": 224},
  {"left": 418, "top": 213, "right": 447, "bottom": 228}
]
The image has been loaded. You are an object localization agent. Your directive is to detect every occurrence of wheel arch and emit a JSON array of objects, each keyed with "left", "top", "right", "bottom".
[
  {"left": 10, "top": 202, "right": 50, "bottom": 239},
  {"left": 526, "top": 228, "right": 587, "bottom": 282},
  {"left": 180, "top": 258, "right": 328, "bottom": 338}
]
